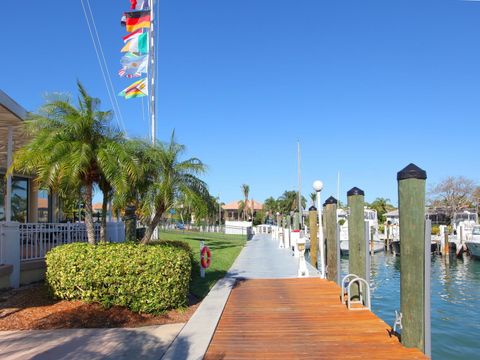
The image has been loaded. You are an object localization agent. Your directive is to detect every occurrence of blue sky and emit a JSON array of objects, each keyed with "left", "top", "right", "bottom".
[{"left": 2, "top": 0, "right": 480, "bottom": 206}]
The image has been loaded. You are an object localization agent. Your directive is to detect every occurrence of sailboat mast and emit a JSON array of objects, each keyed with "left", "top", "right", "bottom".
[{"left": 149, "top": 0, "right": 156, "bottom": 144}]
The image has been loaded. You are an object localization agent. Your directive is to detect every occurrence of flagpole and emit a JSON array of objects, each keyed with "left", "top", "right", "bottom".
[{"left": 149, "top": 0, "right": 156, "bottom": 144}]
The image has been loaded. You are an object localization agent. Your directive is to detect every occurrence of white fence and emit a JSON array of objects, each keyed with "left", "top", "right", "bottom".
[
  {"left": 159, "top": 224, "right": 225, "bottom": 233},
  {"left": 19, "top": 223, "right": 102, "bottom": 261},
  {"left": 158, "top": 223, "right": 253, "bottom": 238}
]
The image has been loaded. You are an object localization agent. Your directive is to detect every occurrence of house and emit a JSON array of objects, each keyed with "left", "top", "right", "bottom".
[
  {"left": 385, "top": 209, "right": 399, "bottom": 225},
  {"left": 222, "top": 200, "right": 263, "bottom": 221}
]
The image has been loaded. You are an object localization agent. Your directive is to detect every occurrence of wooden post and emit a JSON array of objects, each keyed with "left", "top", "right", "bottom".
[
  {"left": 443, "top": 227, "right": 449, "bottom": 255},
  {"left": 398, "top": 163, "right": 428, "bottom": 354},
  {"left": 347, "top": 187, "right": 366, "bottom": 280},
  {"left": 324, "top": 196, "right": 338, "bottom": 283},
  {"left": 308, "top": 206, "right": 318, "bottom": 268},
  {"left": 286, "top": 215, "right": 292, "bottom": 249},
  {"left": 293, "top": 211, "right": 300, "bottom": 231}
]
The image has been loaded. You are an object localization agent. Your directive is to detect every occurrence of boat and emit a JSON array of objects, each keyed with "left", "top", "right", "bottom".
[
  {"left": 339, "top": 208, "right": 385, "bottom": 256},
  {"left": 465, "top": 225, "right": 480, "bottom": 258},
  {"left": 448, "top": 210, "right": 478, "bottom": 252}
]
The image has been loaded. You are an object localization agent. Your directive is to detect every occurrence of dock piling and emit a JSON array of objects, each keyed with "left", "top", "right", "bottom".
[
  {"left": 397, "top": 163, "right": 429, "bottom": 355},
  {"left": 324, "top": 196, "right": 339, "bottom": 283},
  {"left": 347, "top": 187, "right": 367, "bottom": 297},
  {"left": 308, "top": 206, "right": 318, "bottom": 268}
]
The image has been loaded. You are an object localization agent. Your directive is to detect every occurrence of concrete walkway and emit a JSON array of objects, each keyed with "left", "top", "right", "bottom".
[
  {"left": 162, "top": 233, "right": 320, "bottom": 360},
  {"left": 0, "top": 323, "right": 184, "bottom": 360}
]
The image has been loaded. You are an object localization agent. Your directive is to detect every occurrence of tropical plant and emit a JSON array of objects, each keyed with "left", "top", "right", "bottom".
[
  {"left": 132, "top": 133, "right": 208, "bottom": 244},
  {"left": 277, "top": 190, "right": 306, "bottom": 214},
  {"left": 369, "top": 197, "right": 395, "bottom": 223},
  {"left": 241, "top": 184, "right": 250, "bottom": 220},
  {"left": 11, "top": 81, "right": 137, "bottom": 244}
]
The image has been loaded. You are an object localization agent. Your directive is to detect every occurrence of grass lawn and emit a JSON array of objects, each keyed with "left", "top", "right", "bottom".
[{"left": 158, "top": 230, "right": 246, "bottom": 299}]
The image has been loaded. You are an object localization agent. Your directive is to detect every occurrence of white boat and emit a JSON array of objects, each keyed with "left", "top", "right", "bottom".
[
  {"left": 339, "top": 208, "right": 385, "bottom": 256},
  {"left": 448, "top": 210, "right": 478, "bottom": 254},
  {"left": 465, "top": 225, "right": 480, "bottom": 258}
]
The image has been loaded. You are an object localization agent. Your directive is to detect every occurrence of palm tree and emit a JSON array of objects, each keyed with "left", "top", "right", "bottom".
[
  {"left": 12, "top": 81, "right": 137, "bottom": 244},
  {"left": 241, "top": 184, "right": 250, "bottom": 220},
  {"left": 135, "top": 134, "right": 208, "bottom": 244},
  {"left": 309, "top": 192, "right": 317, "bottom": 206},
  {"left": 237, "top": 200, "right": 245, "bottom": 221}
]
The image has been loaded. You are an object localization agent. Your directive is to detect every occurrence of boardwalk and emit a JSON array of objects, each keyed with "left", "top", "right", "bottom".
[{"left": 205, "top": 278, "right": 427, "bottom": 359}]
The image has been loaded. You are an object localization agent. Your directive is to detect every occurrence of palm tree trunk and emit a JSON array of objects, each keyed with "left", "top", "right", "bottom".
[
  {"left": 141, "top": 209, "right": 164, "bottom": 244},
  {"left": 83, "top": 182, "right": 96, "bottom": 245},
  {"left": 100, "top": 193, "right": 109, "bottom": 242}
]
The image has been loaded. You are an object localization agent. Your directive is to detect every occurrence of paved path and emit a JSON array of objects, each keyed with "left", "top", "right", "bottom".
[
  {"left": 0, "top": 323, "right": 184, "bottom": 360},
  {"left": 163, "top": 233, "right": 320, "bottom": 360}
]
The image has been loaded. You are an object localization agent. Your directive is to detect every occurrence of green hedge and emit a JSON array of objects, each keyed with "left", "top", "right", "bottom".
[{"left": 45, "top": 242, "right": 192, "bottom": 314}]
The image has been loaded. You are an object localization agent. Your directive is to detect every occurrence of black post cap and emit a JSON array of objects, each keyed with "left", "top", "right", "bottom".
[
  {"left": 308, "top": 205, "right": 317, "bottom": 211},
  {"left": 397, "top": 163, "right": 427, "bottom": 181},
  {"left": 324, "top": 196, "right": 338, "bottom": 205},
  {"left": 347, "top": 187, "right": 364, "bottom": 196}
]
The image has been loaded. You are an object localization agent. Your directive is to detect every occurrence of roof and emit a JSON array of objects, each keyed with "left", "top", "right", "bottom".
[
  {"left": 0, "top": 90, "right": 29, "bottom": 170},
  {"left": 38, "top": 197, "right": 48, "bottom": 209},
  {"left": 0, "top": 90, "right": 27, "bottom": 121},
  {"left": 385, "top": 209, "right": 399, "bottom": 217},
  {"left": 223, "top": 200, "right": 263, "bottom": 211}
]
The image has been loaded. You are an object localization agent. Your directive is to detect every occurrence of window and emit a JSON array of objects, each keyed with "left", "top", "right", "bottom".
[
  {"left": 0, "top": 175, "right": 29, "bottom": 222},
  {"left": 37, "top": 189, "right": 49, "bottom": 223}
]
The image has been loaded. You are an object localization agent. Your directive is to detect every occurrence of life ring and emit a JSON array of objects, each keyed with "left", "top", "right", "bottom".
[{"left": 201, "top": 246, "right": 211, "bottom": 269}]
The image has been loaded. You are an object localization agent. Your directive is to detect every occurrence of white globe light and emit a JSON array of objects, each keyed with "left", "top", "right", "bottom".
[{"left": 313, "top": 180, "right": 323, "bottom": 192}]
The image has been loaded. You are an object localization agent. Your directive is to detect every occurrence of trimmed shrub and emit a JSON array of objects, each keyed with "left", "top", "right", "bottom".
[
  {"left": 45, "top": 242, "right": 192, "bottom": 314},
  {"left": 152, "top": 240, "right": 194, "bottom": 262}
]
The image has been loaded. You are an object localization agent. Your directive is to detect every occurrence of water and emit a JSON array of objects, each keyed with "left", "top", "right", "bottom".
[{"left": 338, "top": 252, "right": 480, "bottom": 359}]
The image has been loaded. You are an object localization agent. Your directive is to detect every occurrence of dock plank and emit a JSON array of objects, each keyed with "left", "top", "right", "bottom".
[{"left": 205, "top": 278, "right": 427, "bottom": 359}]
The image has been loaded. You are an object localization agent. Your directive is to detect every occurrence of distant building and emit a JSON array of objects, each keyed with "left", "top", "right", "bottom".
[
  {"left": 222, "top": 200, "right": 263, "bottom": 221},
  {"left": 385, "top": 209, "right": 399, "bottom": 225}
]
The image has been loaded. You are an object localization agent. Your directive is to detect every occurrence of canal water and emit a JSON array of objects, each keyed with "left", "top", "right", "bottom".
[{"left": 338, "top": 252, "right": 480, "bottom": 359}]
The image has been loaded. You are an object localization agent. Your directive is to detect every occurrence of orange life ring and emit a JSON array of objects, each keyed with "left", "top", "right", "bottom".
[{"left": 201, "top": 246, "right": 211, "bottom": 269}]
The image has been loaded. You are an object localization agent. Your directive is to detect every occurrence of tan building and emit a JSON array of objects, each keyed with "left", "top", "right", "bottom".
[{"left": 222, "top": 200, "right": 263, "bottom": 221}]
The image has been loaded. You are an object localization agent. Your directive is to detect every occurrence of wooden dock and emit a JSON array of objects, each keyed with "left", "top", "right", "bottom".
[{"left": 205, "top": 278, "right": 427, "bottom": 359}]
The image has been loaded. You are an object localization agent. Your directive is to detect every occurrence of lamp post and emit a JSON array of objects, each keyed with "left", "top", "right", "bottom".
[{"left": 313, "top": 180, "right": 325, "bottom": 278}]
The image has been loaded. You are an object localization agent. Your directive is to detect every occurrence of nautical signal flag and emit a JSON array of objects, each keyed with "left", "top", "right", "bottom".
[
  {"left": 123, "top": 10, "right": 150, "bottom": 32},
  {"left": 119, "top": 53, "right": 148, "bottom": 76},
  {"left": 121, "top": 32, "right": 148, "bottom": 54},
  {"left": 118, "top": 78, "right": 148, "bottom": 99}
]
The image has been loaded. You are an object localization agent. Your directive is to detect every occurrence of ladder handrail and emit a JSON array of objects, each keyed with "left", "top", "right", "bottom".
[
  {"left": 347, "top": 277, "right": 371, "bottom": 311},
  {"left": 341, "top": 273, "right": 359, "bottom": 304}
]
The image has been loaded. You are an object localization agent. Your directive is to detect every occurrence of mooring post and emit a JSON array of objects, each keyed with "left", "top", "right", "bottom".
[
  {"left": 444, "top": 226, "right": 449, "bottom": 255},
  {"left": 324, "top": 196, "right": 338, "bottom": 283},
  {"left": 308, "top": 206, "right": 318, "bottom": 268},
  {"left": 293, "top": 211, "right": 300, "bottom": 231},
  {"left": 347, "top": 187, "right": 367, "bottom": 285},
  {"left": 398, "top": 163, "right": 429, "bottom": 355},
  {"left": 286, "top": 215, "right": 292, "bottom": 249}
]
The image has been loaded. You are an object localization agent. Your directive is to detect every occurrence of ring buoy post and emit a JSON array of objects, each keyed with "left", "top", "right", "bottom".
[{"left": 200, "top": 241, "right": 211, "bottom": 278}]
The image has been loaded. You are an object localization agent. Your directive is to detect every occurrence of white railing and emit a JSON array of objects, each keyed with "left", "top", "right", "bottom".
[
  {"left": 159, "top": 223, "right": 225, "bottom": 233},
  {"left": 20, "top": 223, "right": 101, "bottom": 261}
]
